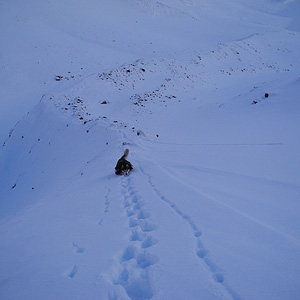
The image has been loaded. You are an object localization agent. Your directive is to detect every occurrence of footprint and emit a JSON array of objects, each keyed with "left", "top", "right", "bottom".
[
  {"left": 127, "top": 209, "right": 135, "bottom": 217},
  {"left": 196, "top": 249, "right": 207, "bottom": 258},
  {"left": 133, "top": 203, "right": 142, "bottom": 211},
  {"left": 194, "top": 230, "right": 202, "bottom": 237},
  {"left": 130, "top": 229, "right": 146, "bottom": 242},
  {"left": 68, "top": 264, "right": 78, "bottom": 278},
  {"left": 129, "top": 218, "right": 140, "bottom": 228},
  {"left": 213, "top": 272, "right": 224, "bottom": 283},
  {"left": 137, "top": 210, "right": 150, "bottom": 220},
  {"left": 121, "top": 246, "right": 137, "bottom": 262},
  {"left": 73, "top": 242, "right": 85, "bottom": 253},
  {"left": 116, "top": 268, "right": 153, "bottom": 300},
  {"left": 141, "top": 236, "right": 157, "bottom": 249},
  {"left": 136, "top": 252, "right": 158, "bottom": 269},
  {"left": 140, "top": 221, "right": 157, "bottom": 233},
  {"left": 132, "top": 196, "right": 139, "bottom": 204},
  {"left": 117, "top": 268, "right": 129, "bottom": 285}
]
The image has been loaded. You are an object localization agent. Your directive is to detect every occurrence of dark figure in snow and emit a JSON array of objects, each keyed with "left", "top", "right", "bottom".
[{"left": 115, "top": 149, "right": 133, "bottom": 175}]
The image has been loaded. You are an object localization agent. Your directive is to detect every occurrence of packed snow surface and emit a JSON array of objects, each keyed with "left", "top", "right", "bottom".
[{"left": 1, "top": 1, "right": 300, "bottom": 300}]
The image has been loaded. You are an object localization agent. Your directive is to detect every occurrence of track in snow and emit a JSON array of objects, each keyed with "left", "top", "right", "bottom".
[
  {"left": 112, "top": 175, "right": 158, "bottom": 300},
  {"left": 139, "top": 164, "right": 243, "bottom": 300}
]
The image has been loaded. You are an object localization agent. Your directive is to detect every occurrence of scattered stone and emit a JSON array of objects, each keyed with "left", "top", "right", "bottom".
[
  {"left": 265, "top": 93, "right": 269, "bottom": 98},
  {"left": 55, "top": 75, "right": 63, "bottom": 81},
  {"left": 101, "top": 100, "right": 108, "bottom": 104}
]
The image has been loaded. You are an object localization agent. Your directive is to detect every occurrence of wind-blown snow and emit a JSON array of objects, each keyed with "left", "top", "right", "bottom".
[{"left": 1, "top": 1, "right": 300, "bottom": 300}]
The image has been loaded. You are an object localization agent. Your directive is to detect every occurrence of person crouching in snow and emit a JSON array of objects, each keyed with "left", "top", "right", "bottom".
[{"left": 115, "top": 149, "right": 133, "bottom": 175}]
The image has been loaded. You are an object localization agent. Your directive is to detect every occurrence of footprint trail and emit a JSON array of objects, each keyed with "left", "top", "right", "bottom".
[
  {"left": 139, "top": 165, "right": 243, "bottom": 300},
  {"left": 111, "top": 175, "right": 158, "bottom": 300}
]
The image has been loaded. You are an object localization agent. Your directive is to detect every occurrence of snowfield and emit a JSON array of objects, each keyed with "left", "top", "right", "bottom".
[{"left": 1, "top": 1, "right": 300, "bottom": 300}]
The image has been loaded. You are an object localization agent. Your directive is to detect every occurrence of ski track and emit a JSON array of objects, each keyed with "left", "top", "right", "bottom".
[
  {"left": 111, "top": 174, "right": 158, "bottom": 300},
  {"left": 138, "top": 164, "right": 243, "bottom": 300}
]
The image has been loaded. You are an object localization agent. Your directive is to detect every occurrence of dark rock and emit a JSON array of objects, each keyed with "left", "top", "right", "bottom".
[{"left": 55, "top": 75, "right": 63, "bottom": 81}]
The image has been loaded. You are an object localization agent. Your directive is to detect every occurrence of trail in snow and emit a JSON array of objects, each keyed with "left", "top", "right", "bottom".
[
  {"left": 110, "top": 115, "right": 241, "bottom": 299},
  {"left": 112, "top": 175, "right": 158, "bottom": 300},
  {"left": 138, "top": 163, "right": 242, "bottom": 300}
]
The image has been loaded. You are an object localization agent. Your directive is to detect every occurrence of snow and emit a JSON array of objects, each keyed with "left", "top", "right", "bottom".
[{"left": 1, "top": 0, "right": 300, "bottom": 299}]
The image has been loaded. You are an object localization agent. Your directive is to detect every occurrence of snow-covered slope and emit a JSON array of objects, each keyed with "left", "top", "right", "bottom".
[
  {"left": 1, "top": 1, "right": 300, "bottom": 300},
  {"left": 0, "top": 0, "right": 290, "bottom": 142}
]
